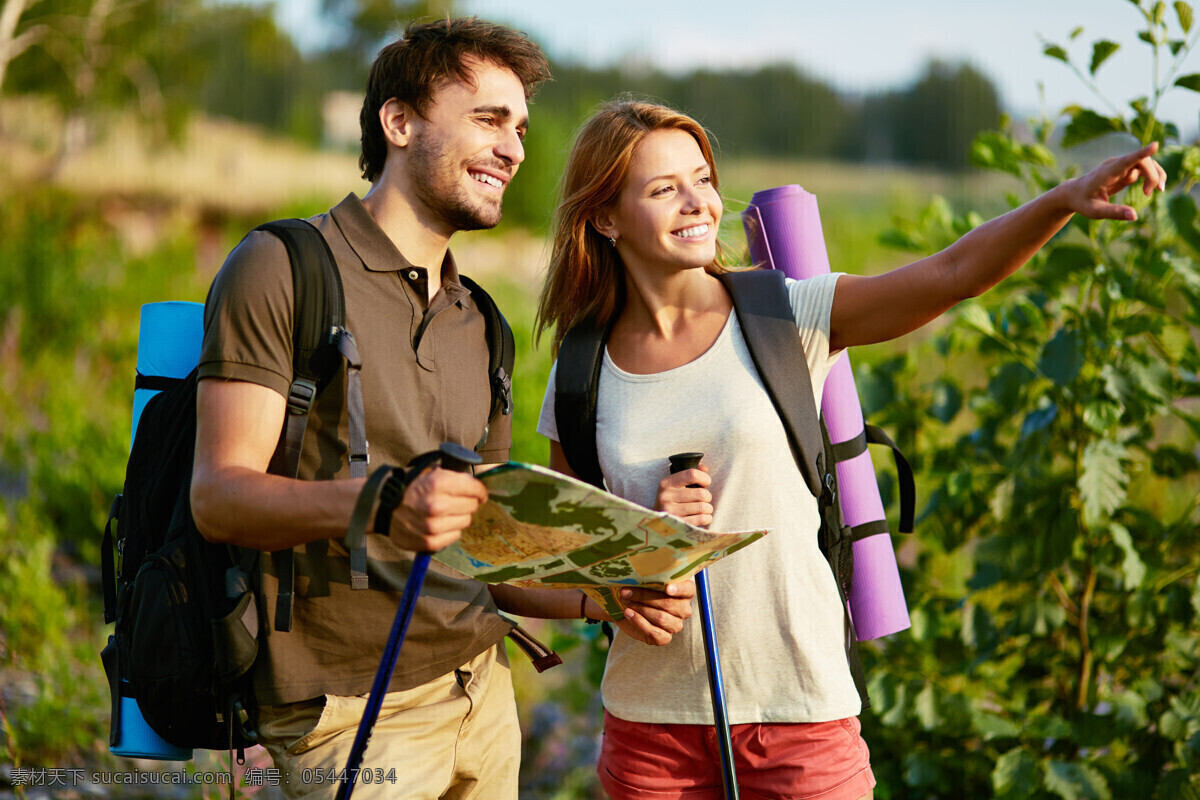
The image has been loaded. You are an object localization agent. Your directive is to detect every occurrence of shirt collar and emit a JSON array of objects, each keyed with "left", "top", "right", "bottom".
[{"left": 330, "top": 193, "right": 470, "bottom": 304}]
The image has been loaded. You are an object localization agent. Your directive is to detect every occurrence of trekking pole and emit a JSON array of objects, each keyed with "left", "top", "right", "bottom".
[
  {"left": 336, "top": 442, "right": 482, "bottom": 800},
  {"left": 668, "top": 452, "right": 739, "bottom": 800}
]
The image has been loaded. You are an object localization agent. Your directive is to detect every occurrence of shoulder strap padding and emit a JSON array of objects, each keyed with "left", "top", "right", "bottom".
[
  {"left": 460, "top": 275, "right": 515, "bottom": 419},
  {"left": 253, "top": 219, "right": 353, "bottom": 631},
  {"left": 555, "top": 318, "right": 610, "bottom": 489},
  {"left": 717, "top": 270, "right": 824, "bottom": 498},
  {"left": 254, "top": 219, "right": 345, "bottom": 390}
]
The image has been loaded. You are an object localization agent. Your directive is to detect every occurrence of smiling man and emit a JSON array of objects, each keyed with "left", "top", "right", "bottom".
[{"left": 189, "top": 18, "right": 549, "bottom": 799}]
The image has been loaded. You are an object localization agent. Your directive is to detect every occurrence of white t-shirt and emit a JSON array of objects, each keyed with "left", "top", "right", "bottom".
[{"left": 537, "top": 273, "right": 862, "bottom": 725}]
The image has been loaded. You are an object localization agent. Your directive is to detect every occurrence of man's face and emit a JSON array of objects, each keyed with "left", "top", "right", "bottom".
[{"left": 407, "top": 59, "right": 529, "bottom": 234}]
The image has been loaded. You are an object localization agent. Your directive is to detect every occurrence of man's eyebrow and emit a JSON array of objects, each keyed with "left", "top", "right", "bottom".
[{"left": 472, "top": 105, "right": 529, "bottom": 128}]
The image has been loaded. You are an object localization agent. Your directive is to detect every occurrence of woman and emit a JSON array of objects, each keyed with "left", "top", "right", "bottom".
[{"left": 534, "top": 99, "right": 1165, "bottom": 800}]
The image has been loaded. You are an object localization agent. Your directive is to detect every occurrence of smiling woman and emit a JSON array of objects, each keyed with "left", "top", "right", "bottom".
[{"left": 515, "top": 95, "right": 1165, "bottom": 800}]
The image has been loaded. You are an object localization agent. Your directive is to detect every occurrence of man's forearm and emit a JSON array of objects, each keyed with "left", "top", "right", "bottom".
[{"left": 191, "top": 467, "right": 364, "bottom": 551}]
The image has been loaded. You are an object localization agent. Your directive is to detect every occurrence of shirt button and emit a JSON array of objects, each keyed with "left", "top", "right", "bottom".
[{"left": 407, "top": 270, "right": 419, "bottom": 281}]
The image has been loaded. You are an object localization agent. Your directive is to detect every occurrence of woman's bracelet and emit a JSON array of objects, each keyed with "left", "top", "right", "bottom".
[{"left": 580, "top": 592, "right": 602, "bottom": 624}]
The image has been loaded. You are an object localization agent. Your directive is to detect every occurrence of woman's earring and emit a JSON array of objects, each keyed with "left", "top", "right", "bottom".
[{"left": 608, "top": 235, "right": 617, "bottom": 247}]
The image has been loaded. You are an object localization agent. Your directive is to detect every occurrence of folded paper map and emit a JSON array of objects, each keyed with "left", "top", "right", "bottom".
[{"left": 434, "top": 462, "right": 769, "bottom": 619}]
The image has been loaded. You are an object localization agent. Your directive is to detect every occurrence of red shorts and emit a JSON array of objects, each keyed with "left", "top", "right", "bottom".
[{"left": 597, "top": 710, "right": 875, "bottom": 800}]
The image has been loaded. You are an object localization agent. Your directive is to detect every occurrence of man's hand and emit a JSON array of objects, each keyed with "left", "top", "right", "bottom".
[
  {"left": 385, "top": 467, "right": 489, "bottom": 552},
  {"left": 611, "top": 580, "right": 697, "bottom": 646}
]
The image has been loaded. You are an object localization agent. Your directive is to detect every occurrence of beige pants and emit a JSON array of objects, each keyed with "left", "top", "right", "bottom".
[{"left": 256, "top": 645, "right": 520, "bottom": 800}]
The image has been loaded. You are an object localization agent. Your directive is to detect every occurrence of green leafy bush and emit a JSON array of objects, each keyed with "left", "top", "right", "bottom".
[{"left": 861, "top": 3, "right": 1200, "bottom": 797}]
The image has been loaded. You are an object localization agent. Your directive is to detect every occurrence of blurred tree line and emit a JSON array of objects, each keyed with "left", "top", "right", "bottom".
[{"left": 0, "top": 0, "right": 1001, "bottom": 173}]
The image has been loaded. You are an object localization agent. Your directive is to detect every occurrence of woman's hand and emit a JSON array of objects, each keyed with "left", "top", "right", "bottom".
[
  {"left": 602, "top": 582, "right": 697, "bottom": 646},
  {"left": 654, "top": 464, "right": 713, "bottom": 527},
  {"left": 1060, "top": 141, "right": 1167, "bottom": 221}
]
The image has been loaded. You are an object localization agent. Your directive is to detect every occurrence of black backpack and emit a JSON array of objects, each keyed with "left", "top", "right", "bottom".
[
  {"left": 554, "top": 268, "right": 914, "bottom": 707},
  {"left": 100, "top": 219, "right": 516, "bottom": 754}
]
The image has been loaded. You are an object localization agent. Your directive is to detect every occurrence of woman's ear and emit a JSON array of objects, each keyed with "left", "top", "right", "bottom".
[
  {"left": 590, "top": 210, "right": 618, "bottom": 241},
  {"left": 379, "top": 98, "right": 413, "bottom": 148}
]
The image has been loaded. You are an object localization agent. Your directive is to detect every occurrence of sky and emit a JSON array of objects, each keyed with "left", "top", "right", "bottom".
[{"left": 273, "top": 0, "right": 1200, "bottom": 134}]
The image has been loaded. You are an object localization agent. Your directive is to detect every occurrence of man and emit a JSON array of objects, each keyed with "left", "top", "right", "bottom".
[{"left": 189, "top": 18, "right": 550, "bottom": 799}]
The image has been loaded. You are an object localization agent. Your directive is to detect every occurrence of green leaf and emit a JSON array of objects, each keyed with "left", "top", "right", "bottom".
[
  {"left": 1170, "top": 39, "right": 1188, "bottom": 54},
  {"left": 928, "top": 378, "right": 962, "bottom": 423},
  {"left": 974, "top": 708, "right": 1022, "bottom": 739},
  {"left": 1044, "top": 44, "right": 1070, "bottom": 62},
  {"left": 1090, "top": 40, "right": 1121, "bottom": 74},
  {"left": 962, "top": 602, "right": 998, "bottom": 651},
  {"left": 1070, "top": 26, "right": 1085, "bottom": 40},
  {"left": 1083, "top": 401, "right": 1123, "bottom": 433},
  {"left": 1040, "top": 328, "right": 1084, "bottom": 386},
  {"left": 1156, "top": 0, "right": 1169, "bottom": 24},
  {"left": 1021, "top": 402, "right": 1059, "bottom": 441},
  {"left": 1161, "top": 323, "right": 1193, "bottom": 361},
  {"left": 1111, "top": 690, "right": 1150, "bottom": 729},
  {"left": 959, "top": 300, "right": 996, "bottom": 336},
  {"left": 904, "top": 752, "right": 942, "bottom": 787},
  {"left": 1161, "top": 709, "right": 1190, "bottom": 740},
  {"left": 990, "top": 363, "right": 1037, "bottom": 407},
  {"left": 993, "top": 747, "right": 1040, "bottom": 796},
  {"left": 1020, "top": 594, "right": 1068, "bottom": 635},
  {"left": 1138, "top": 30, "right": 1157, "bottom": 45},
  {"left": 1044, "top": 760, "right": 1113, "bottom": 800},
  {"left": 915, "top": 682, "right": 943, "bottom": 730},
  {"left": 1157, "top": 770, "right": 1200, "bottom": 800},
  {"left": 1151, "top": 444, "right": 1200, "bottom": 477},
  {"left": 1176, "top": 73, "right": 1200, "bottom": 92},
  {"left": 1102, "top": 364, "right": 1138, "bottom": 407},
  {"left": 1062, "top": 109, "right": 1127, "bottom": 148},
  {"left": 1178, "top": 1, "right": 1195, "bottom": 33},
  {"left": 1079, "top": 439, "right": 1129, "bottom": 527},
  {"left": 1041, "top": 244, "right": 1097, "bottom": 287},
  {"left": 1110, "top": 522, "right": 1147, "bottom": 588},
  {"left": 1127, "top": 358, "right": 1173, "bottom": 403}
]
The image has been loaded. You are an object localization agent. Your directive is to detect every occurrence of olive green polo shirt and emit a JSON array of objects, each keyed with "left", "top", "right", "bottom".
[{"left": 199, "top": 193, "right": 514, "bottom": 705}]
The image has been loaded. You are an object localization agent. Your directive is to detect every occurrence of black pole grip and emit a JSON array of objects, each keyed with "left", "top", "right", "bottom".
[
  {"left": 437, "top": 441, "right": 482, "bottom": 474},
  {"left": 669, "top": 452, "right": 704, "bottom": 486}
]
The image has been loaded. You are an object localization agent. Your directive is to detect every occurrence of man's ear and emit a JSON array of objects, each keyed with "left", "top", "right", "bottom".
[{"left": 379, "top": 98, "right": 414, "bottom": 148}]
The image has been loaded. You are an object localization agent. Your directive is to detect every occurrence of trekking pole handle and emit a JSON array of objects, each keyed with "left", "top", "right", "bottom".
[
  {"left": 668, "top": 451, "right": 740, "bottom": 800},
  {"left": 668, "top": 452, "right": 704, "bottom": 484},
  {"left": 436, "top": 441, "right": 481, "bottom": 475}
]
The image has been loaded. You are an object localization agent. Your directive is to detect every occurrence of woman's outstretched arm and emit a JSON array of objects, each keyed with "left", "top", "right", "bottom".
[{"left": 829, "top": 142, "right": 1167, "bottom": 351}]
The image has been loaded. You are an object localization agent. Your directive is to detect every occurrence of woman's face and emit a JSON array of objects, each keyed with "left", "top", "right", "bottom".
[{"left": 600, "top": 128, "right": 722, "bottom": 275}]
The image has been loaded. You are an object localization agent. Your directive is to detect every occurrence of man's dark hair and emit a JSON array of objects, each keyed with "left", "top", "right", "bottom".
[{"left": 359, "top": 17, "right": 551, "bottom": 183}]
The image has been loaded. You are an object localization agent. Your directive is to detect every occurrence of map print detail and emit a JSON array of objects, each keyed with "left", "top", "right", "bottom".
[{"left": 434, "top": 462, "right": 769, "bottom": 619}]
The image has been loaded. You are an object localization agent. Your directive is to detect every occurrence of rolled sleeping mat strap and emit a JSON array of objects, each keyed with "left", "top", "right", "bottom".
[{"left": 743, "top": 186, "right": 911, "bottom": 641}]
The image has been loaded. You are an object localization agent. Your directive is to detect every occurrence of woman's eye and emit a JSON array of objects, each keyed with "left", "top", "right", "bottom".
[
  {"left": 651, "top": 185, "right": 674, "bottom": 197},
  {"left": 698, "top": 175, "right": 712, "bottom": 185}
]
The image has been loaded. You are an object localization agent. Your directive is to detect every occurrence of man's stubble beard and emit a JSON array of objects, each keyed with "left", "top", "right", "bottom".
[{"left": 409, "top": 132, "right": 504, "bottom": 233}]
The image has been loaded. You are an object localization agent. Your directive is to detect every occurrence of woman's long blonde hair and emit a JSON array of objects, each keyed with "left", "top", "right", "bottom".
[{"left": 535, "top": 98, "right": 728, "bottom": 354}]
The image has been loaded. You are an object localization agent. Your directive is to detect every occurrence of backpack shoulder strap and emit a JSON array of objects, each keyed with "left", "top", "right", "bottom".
[
  {"left": 718, "top": 269, "right": 825, "bottom": 498},
  {"left": 460, "top": 275, "right": 515, "bottom": 421},
  {"left": 253, "top": 219, "right": 368, "bottom": 631},
  {"left": 554, "top": 320, "right": 609, "bottom": 489}
]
